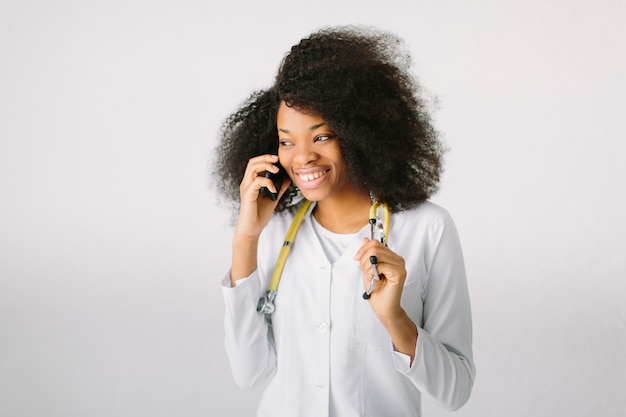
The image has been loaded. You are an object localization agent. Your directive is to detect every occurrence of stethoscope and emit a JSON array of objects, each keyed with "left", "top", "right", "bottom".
[{"left": 256, "top": 198, "right": 390, "bottom": 316}]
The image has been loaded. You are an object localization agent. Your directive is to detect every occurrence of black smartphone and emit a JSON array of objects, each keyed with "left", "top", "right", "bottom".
[{"left": 260, "top": 163, "right": 287, "bottom": 201}]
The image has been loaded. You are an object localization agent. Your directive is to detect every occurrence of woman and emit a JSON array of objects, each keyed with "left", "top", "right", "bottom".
[{"left": 213, "top": 26, "right": 475, "bottom": 417}]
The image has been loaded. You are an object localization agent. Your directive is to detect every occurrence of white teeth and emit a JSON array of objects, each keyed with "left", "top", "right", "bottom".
[{"left": 299, "top": 170, "right": 327, "bottom": 182}]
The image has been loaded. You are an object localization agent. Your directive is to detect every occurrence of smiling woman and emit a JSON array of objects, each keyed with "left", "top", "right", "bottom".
[
  {"left": 212, "top": 25, "right": 474, "bottom": 417},
  {"left": 276, "top": 102, "right": 368, "bottom": 231}
]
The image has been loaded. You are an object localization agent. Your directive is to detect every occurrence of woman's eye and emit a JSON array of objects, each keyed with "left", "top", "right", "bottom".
[
  {"left": 315, "top": 134, "right": 333, "bottom": 142},
  {"left": 279, "top": 140, "right": 293, "bottom": 147}
]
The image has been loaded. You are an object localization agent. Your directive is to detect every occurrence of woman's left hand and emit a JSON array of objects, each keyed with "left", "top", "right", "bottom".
[{"left": 354, "top": 238, "right": 407, "bottom": 320}]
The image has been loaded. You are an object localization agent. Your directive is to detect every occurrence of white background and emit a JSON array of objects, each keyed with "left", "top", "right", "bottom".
[{"left": 1, "top": 0, "right": 625, "bottom": 416}]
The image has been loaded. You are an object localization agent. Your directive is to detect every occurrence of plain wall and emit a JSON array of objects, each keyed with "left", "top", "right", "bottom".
[{"left": 1, "top": 0, "right": 625, "bottom": 416}]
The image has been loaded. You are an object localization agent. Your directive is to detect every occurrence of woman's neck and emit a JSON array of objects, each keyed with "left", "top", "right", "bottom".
[{"left": 313, "top": 192, "right": 371, "bottom": 234}]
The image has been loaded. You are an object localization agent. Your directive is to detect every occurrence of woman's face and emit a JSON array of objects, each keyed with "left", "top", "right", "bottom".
[{"left": 277, "top": 102, "right": 356, "bottom": 203}]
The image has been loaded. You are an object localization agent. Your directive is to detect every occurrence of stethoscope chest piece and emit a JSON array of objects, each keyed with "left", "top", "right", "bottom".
[{"left": 257, "top": 290, "right": 277, "bottom": 315}]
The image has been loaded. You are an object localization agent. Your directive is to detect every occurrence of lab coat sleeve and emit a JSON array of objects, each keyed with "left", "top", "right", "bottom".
[
  {"left": 221, "top": 270, "right": 277, "bottom": 388},
  {"left": 398, "top": 210, "right": 475, "bottom": 411}
]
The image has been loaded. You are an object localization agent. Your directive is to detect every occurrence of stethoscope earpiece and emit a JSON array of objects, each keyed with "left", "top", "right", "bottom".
[{"left": 363, "top": 256, "right": 380, "bottom": 299}]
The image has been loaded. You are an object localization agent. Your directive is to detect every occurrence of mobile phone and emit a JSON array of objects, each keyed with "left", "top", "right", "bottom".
[{"left": 260, "top": 163, "right": 286, "bottom": 201}]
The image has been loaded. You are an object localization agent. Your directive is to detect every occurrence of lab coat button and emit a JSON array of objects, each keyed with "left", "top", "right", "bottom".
[{"left": 317, "top": 322, "right": 329, "bottom": 333}]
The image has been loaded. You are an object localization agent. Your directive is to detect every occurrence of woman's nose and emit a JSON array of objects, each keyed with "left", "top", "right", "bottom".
[{"left": 293, "top": 143, "right": 318, "bottom": 165}]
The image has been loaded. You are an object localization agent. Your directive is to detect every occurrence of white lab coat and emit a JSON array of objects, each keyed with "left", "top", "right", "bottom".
[{"left": 221, "top": 201, "right": 475, "bottom": 417}]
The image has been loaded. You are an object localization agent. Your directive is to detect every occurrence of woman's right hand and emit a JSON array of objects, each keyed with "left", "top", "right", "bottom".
[{"left": 235, "top": 154, "right": 290, "bottom": 242}]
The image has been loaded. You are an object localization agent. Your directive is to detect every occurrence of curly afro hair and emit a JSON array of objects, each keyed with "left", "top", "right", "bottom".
[{"left": 212, "top": 25, "right": 445, "bottom": 213}]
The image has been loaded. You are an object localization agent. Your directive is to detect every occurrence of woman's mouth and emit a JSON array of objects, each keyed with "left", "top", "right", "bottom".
[
  {"left": 297, "top": 169, "right": 329, "bottom": 182},
  {"left": 295, "top": 168, "right": 330, "bottom": 189}
]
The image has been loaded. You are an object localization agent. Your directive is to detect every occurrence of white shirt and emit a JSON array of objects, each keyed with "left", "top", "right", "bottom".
[{"left": 221, "top": 201, "right": 475, "bottom": 417}]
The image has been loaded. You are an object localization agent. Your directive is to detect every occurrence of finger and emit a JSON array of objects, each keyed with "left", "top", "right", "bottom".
[
  {"left": 256, "top": 174, "right": 285, "bottom": 201},
  {"left": 240, "top": 156, "right": 281, "bottom": 194},
  {"left": 359, "top": 251, "right": 406, "bottom": 285},
  {"left": 366, "top": 244, "right": 403, "bottom": 267},
  {"left": 373, "top": 259, "right": 408, "bottom": 289},
  {"left": 355, "top": 239, "right": 390, "bottom": 267},
  {"left": 241, "top": 172, "right": 274, "bottom": 193},
  {"left": 354, "top": 237, "right": 374, "bottom": 261},
  {"left": 257, "top": 175, "right": 280, "bottom": 193},
  {"left": 242, "top": 155, "right": 280, "bottom": 183},
  {"left": 248, "top": 154, "right": 279, "bottom": 166},
  {"left": 243, "top": 166, "right": 280, "bottom": 190}
]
